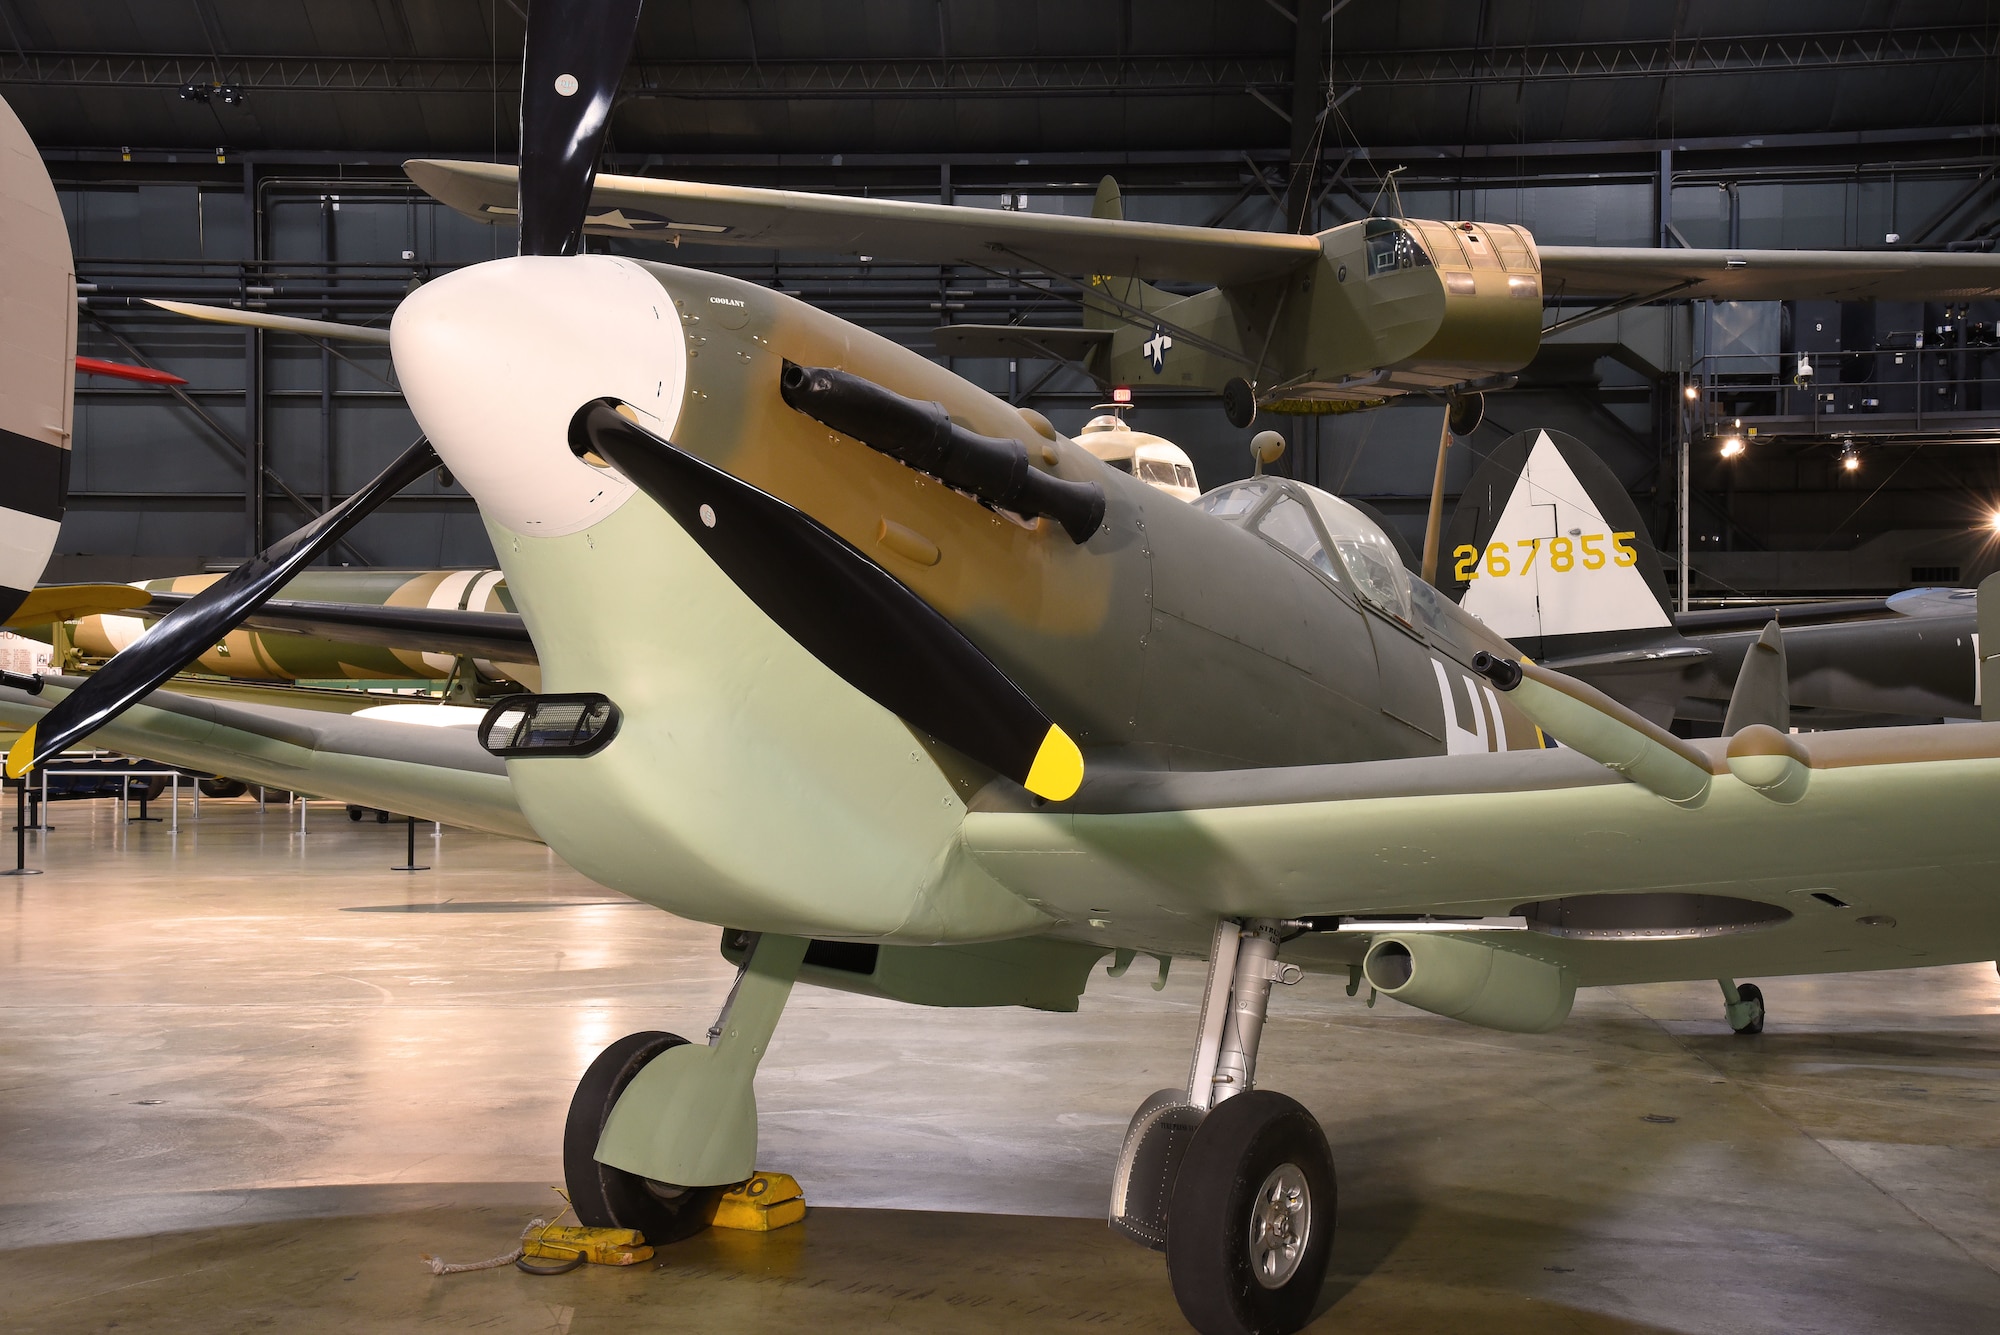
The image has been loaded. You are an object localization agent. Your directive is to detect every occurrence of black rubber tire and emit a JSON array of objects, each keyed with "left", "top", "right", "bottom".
[
  {"left": 563, "top": 1030, "right": 722, "bottom": 1246},
  {"left": 1167, "top": 1091, "right": 1336, "bottom": 1335},
  {"left": 1447, "top": 390, "right": 1485, "bottom": 437},
  {"left": 1222, "top": 377, "right": 1258, "bottom": 429},
  {"left": 347, "top": 806, "right": 363, "bottom": 822},
  {"left": 1732, "top": 982, "right": 1766, "bottom": 1035},
  {"left": 197, "top": 777, "right": 246, "bottom": 799},
  {"left": 375, "top": 810, "right": 389, "bottom": 824}
]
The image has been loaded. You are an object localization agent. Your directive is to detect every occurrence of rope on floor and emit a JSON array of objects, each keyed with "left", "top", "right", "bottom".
[
  {"left": 422, "top": 1216, "right": 551, "bottom": 1275},
  {"left": 424, "top": 1187, "right": 589, "bottom": 1276}
]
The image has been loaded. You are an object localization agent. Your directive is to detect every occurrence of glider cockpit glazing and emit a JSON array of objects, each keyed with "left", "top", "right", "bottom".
[{"left": 1364, "top": 218, "right": 1435, "bottom": 277}]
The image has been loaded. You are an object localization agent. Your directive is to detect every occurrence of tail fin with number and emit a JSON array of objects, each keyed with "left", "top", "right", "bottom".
[{"left": 1441, "top": 427, "right": 1672, "bottom": 661}]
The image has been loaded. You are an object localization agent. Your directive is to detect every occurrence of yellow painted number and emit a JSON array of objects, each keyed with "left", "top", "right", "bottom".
[
  {"left": 1453, "top": 544, "right": 1479, "bottom": 581},
  {"left": 1612, "top": 531, "right": 1638, "bottom": 567},
  {"left": 1549, "top": 536, "right": 1574, "bottom": 572},
  {"left": 1485, "top": 541, "right": 1510, "bottom": 577},
  {"left": 1580, "top": 534, "right": 1605, "bottom": 569},
  {"left": 1518, "top": 537, "right": 1540, "bottom": 572}
]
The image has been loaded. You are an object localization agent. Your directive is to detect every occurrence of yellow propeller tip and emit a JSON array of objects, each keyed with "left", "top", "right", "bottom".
[
  {"left": 5, "top": 726, "right": 37, "bottom": 780},
  {"left": 1023, "top": 725, "right": 1083, "bottom": 803}
]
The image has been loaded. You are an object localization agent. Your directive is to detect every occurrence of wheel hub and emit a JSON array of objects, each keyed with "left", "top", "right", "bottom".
[{"left": 1248, "top": 1162, "right": 1311, "bottom": 1288}]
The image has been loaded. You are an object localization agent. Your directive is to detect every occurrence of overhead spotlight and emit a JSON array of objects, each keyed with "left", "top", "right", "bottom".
[
  {"left": 1719, "top": 435, "right": 1745, "bottom": 459},
  {"left": 1683, "top": 384, "right": 1699, "bottom": 400},
  {"left": 178, "top": 82, "right": 210, "bottom": 103},
  {"left": 1989, "top": 509, "right": 2000, "bottom": 534},
  {"left": 217, "top": 85, "right": 245, "bottom": 106},
  {"left": 1840, "top": 445, "right": 1860, "bottom": 472}
]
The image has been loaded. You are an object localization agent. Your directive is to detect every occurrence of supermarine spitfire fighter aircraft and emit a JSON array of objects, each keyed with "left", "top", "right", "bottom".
[{"left": 18, "top": 8, "right": 2000, "bottom": 1334}]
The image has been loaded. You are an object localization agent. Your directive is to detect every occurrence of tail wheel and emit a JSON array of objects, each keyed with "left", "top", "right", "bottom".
[
  {"left": 1167, "top": 1091, "right": 1336, "bottom": 1335},
  {"left": 563, "top": 1030, "right": 722, "bottom": 1245},
  {"left": 1731, "top": 982, "right": 1766, "bottom": 1035}
]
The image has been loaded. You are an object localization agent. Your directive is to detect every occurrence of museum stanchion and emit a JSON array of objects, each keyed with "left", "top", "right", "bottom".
[
  {"left": 4, "top": 771, "right": 43, "bottom": 877},
  {"left": 392, "top": 813, "right": 430, "bottom": 872}
]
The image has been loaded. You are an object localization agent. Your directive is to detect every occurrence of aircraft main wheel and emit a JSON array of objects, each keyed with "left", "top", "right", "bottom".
[
  {"left": 198, "top": 777, "right": 246, "bottom": 799},
  {"left": 563, "top": 1030, "right": 722, "bottom": 1245},
  {"left": 1731, "top": 982, "right": 1766, "bottom": 1036},
  {"left": 1166, "top": 1090, "right": 1336, "bottom": 1335}
]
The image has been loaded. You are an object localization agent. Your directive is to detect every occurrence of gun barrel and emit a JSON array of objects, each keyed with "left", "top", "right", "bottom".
[{"left": 779, "top": 361, "right": 1104, "bottom": 544}]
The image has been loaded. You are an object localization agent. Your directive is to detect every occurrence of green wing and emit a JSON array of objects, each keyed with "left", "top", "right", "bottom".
[
  {"left": 0, "top": 676, "right": 530, "bottom": 839},
  {"left": 960, "top": 725, "right": 2000, "bottom": 987}
]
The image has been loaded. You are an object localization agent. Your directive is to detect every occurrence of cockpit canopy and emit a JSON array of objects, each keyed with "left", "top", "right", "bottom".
[{"left": 1194, "top": 476, "right": 1419, "bottom": 625}]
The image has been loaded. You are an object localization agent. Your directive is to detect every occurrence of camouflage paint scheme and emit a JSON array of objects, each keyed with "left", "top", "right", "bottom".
[{"left": 369, "top": 250, "right": 2000, "bottom": 994}]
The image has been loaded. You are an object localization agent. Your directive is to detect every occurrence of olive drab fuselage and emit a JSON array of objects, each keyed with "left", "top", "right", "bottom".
[
  {"left": 1093, "top": 217, "right": 1544, "bottom": 406},
  {"left": 582, "top": 258, "right": 1538, "bottom": 773}
]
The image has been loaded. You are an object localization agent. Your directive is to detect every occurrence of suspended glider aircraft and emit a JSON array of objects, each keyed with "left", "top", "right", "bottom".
[
  {"left": 406, "top": 142, "right": 2000, "bottom": 433},
  {"left": 18, "top": 11, "right": 2000, "bottom": 1335}
]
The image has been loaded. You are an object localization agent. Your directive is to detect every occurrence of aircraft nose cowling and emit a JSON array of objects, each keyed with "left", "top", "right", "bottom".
[{"left": 391, "top": 254, "right": 687, "bottom": 538}]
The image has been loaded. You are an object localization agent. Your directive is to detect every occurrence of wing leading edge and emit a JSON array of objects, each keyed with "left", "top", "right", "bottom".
[
  {"left": 407, "top": 160, "right": 2000, "bottom": 303},
  {"left": 960, "top": 723, "right": 2000, "bottom": 989},
  {"left": 403, "top": 159, "right": 1323, "bottom": 288},
  {"left": 1540, "top": 244, "right": 2000, "bottom": 302},
  {"left": 0, "top": 675, "right": 531, "bottom": 839}
]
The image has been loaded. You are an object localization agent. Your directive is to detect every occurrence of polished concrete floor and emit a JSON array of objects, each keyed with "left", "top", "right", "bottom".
[{"left": 3, "top": 795, "right": 1999, "bottom": 1333}]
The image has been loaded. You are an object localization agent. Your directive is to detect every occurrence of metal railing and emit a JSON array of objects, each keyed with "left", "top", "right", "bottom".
[{"left": 1689, "top": 345, "right": 2000, "bottom": 439}]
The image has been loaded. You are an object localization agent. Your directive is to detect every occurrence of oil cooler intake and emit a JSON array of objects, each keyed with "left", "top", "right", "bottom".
[{"left": 778, "top": 361, "right": 1105, "bottom": 544}]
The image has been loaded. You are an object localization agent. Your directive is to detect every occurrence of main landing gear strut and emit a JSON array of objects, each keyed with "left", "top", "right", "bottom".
[{"left": 1111, "top": 919, "right": 1333, "bottom": 1335}]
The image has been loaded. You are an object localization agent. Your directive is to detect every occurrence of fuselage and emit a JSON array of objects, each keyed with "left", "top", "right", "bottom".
[{"left": 390, "top": 253, "right": 1541, "bottom": 941}]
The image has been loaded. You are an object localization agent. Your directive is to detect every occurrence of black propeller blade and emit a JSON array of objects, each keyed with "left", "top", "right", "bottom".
[
  {"left": 569, "top": 400, "right": 1085, "bottom": 802},
  {"left": 6, "top": 438, "right": 441, "bottom": 778},
  {"left": 517, "top": 0, "right": 647, "bottom": 257}
]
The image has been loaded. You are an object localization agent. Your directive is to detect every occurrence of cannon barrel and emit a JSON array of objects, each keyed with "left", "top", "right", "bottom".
[{"left": 779, "top": 361, "right": 1104, "bottom": 545}]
